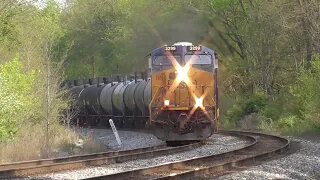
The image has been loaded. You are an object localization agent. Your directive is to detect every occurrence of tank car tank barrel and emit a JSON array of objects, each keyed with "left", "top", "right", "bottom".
[
  {"left": 112, "top": 82, "right": 130, "bottom": 114},
  {"left": 123, "top": 81, "right": 138, "bottom": 113},
  {"left": 100, "top": 83, "right": 118, "bottom": 114},
  {"left": 143, "top": 79, "right": 151, "bottom": 113},
  {"left": 134, "top": 80, "right": 148, "bottom": 114}
]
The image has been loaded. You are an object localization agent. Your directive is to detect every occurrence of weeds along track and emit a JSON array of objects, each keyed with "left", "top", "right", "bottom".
[
  {"left": 83, "top": 131, "right": 289, "bottom": 180},
  {"left": 0, "top": 143, "right": 201, "bottom": 178}
]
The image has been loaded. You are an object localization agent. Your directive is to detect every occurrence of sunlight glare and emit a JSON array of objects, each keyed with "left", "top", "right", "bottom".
[
  {"left": 177, "top": 66, "right": 188, "bottom": 82},
  {"left": 195, "top": 97, "right": 204, "bottom": 108}
]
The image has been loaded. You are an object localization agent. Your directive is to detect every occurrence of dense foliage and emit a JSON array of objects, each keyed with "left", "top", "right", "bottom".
[
  {"left": 206, "top": 0, "right": 320, "bottom": 133},
  {"left": 0, "top": 0, "right": 71, "bottom": 159},
  {"left": 0, "top": 58, "right": 37, "bottom": 139}
]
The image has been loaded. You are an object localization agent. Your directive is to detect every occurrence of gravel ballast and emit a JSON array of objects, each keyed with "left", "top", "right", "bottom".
[
  {"left": 76, "top": 128, "right": 165, "bottom": 150},
  {"left": 218, "top": 136, "right": 320, "bottom": 180},
  {"left": 37, "top": 134, "right": 249, "bottom": 179}
]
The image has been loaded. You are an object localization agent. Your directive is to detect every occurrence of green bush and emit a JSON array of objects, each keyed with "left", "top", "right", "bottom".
[
  {"left": 223, "top": 90, "right": 268, "bottom": 128},
  {"left": 288, "top": 55, "right": 320, "bottom": 131},
  {"left": 224, "top": 103, "right": 244, "bottom": 128},
  {"left": 275, "top": 115, "right": 307, "bottom": 134},
  {"left": 243, "top": 91, "right": 268, "bottom": 114},
  {"left": 261, "top": 99, "right": 285, "bottom": 122},
  {"left": 0, "top": 58, "right": 37, "bottom": 139},
  {"left": 258, "top": 55, "right": 320, "bottom": 134}
]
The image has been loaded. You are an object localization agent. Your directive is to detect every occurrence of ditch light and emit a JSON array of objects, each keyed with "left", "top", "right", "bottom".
[{"left": 164, "top": 99, "right": 170, "bottom": 106}]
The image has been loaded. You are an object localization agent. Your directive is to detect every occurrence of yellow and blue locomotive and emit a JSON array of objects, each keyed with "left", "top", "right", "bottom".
[{"left": 149, "top": 42, "right": 219, "bottom": 141}]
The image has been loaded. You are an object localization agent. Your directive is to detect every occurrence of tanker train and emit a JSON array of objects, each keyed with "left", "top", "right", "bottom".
[
  {"left": 69, "top": 74, "right": 151, "bottom": 128},
  {"left": 69, "top": 42, "right": 219, "bottom": 142}
]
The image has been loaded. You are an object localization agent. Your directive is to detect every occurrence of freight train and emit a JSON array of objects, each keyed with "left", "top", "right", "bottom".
[{"left": 69, "top": 42, "right": 219, "bottom": 142}]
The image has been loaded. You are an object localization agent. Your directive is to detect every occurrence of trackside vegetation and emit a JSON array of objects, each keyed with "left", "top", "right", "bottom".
[
  {"left": 224, "top": 57, "right": 320, "bottom": 134},
  {"left": 0, "top": 0, "right": 103, "bottom": 162},
  {"left": 0, "top": 58, "right": 36, "bottom": 139}
]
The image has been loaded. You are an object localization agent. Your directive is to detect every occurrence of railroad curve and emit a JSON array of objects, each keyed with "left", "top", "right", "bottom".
[
  {"left": 83, "top": 131, "right": 289, "bottom": 180},
  {"left": 0, "top": 131, "right": 289, "bottom": 179},
  {"left": 0, "top": 143, "right": 201, "bottom": 178}
]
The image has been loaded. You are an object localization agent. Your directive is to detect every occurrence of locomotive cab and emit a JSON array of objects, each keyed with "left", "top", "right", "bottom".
[{"left": 149, "top": 42, "right": 219, "bottom": 141}]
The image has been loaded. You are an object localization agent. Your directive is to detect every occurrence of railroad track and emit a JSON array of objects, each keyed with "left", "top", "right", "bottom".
[
  {"left": 83, "top": 131, "right": 290, "bottom": 180},
  {"left": 0, "top": 142, "right": 201, "bottom": 178},
  {"left": 0, "top": 131, "right": 290, "bottom": 179}
]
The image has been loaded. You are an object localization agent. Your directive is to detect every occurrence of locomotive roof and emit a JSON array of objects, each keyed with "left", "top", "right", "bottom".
[{"left": 150, "top": 44, "right": 215, "bottom": 56}]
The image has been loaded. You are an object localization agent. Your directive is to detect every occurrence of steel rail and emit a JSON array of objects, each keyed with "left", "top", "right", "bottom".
[
  {"left": 0, "top": 142, "right": 202, "bottom": 178},
  {"left": 155, "top": 130, "right": 290, "bottom": 180},
  {"left": 0, "top": 144, "right": 166, "bottom": 171},
  {"left": 84, "top": 131, "right": 289, "bottom": 180}
]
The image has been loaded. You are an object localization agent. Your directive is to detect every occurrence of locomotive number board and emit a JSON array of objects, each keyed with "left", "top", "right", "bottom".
[
  {"left": 164, "top": 46, "right": 177, "bottom": 51},
  {"left": 164, "top": 45, "right": 202, "bottom": 51},
  {"left": 187, "top": 45, "right": 202, "bottom": 51}
]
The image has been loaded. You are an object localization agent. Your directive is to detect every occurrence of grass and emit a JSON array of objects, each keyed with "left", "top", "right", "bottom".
[{"left": 0, "top": 123, "right": 108, "bottom": 163}]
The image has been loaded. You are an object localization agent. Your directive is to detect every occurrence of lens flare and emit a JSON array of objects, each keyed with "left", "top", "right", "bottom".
[
  {"left": 164, "top": 100, "right": 170, "bottom": 106},
  {"left": 185, "top": 87, "right": 215, "bottom": 123},
  {"left": 187, "top": 95, "right": 204, "bottom": 120},
  {"left": 177, "top": 66, "right": 189, "bottom": 82},
  {"left": 164, "top": 51, "right": 193, "bottom": 97},
  {"left": 195, "top": 97, "right": 204, "bottom": 108}
]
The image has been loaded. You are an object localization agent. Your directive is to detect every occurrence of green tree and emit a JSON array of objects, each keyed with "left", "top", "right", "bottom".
[{"left": 0, "top": 58, "right": 37, "bottom": 139}]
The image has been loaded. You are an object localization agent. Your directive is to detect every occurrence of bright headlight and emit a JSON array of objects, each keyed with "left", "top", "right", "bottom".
[
  {"left": 164, "top": 99, "right": 170, "bottom": 106},
  {"left": 195, "top": 97, "right": 204, "bottom": 108},
  {"left": 177, "top": 66, "right": 188, "bottom": 82}
]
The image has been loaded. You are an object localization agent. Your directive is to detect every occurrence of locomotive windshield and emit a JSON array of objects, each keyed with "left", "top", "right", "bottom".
[
  {"left": 152, "top": 55, "right": 212, "bottom": 66},
  {"left": 185, "top": 55, "right": 212, "bottom": 65},
  {"left": 153, "top": 56, "right": 181, "bottom": 66}
]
